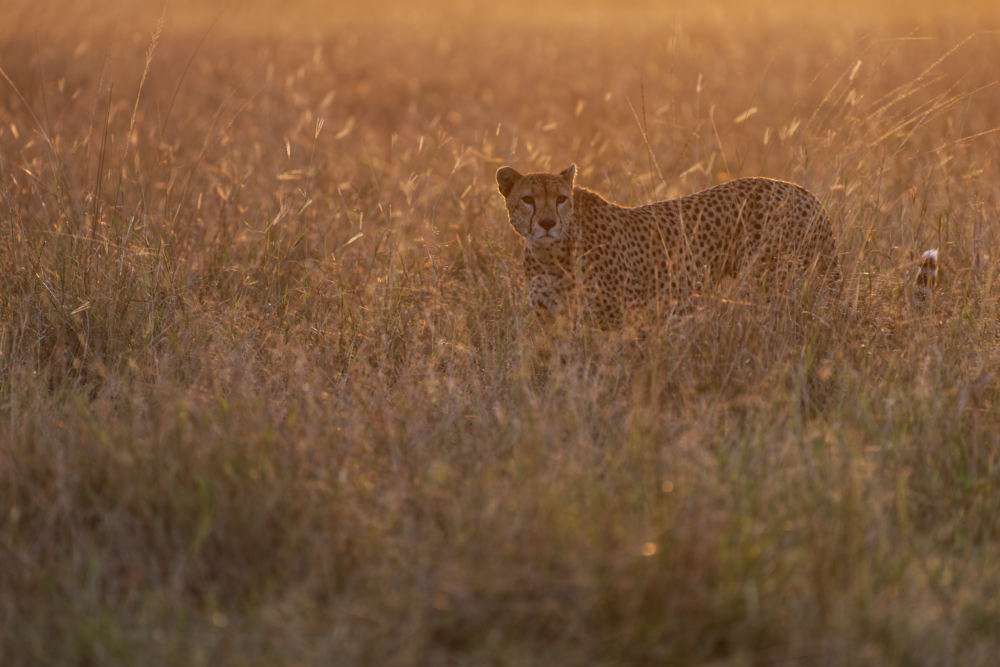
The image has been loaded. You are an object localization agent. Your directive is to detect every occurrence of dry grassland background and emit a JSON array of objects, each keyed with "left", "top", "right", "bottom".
[{"left": 2, "top": 0, "right": 1000, "bottom": 664}]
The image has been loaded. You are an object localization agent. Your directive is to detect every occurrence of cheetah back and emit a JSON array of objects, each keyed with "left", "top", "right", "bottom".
[{"left": 571, "top": 177, "right": 837, "bottom": 323}]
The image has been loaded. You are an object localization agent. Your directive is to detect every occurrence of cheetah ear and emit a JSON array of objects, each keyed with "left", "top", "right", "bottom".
[
  {"left": 559, "top": 164, "right": 576, "bottom": 186},
  {"left": 496, "top": 167, "right": 523, "bottom": 198}
]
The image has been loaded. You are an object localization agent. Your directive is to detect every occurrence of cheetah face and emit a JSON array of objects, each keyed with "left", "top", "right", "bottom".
[{"left": 496, "top": 164, "right": 576, "bottom": 247}]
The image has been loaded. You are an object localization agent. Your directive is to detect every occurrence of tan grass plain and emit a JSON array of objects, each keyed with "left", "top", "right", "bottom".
[{"left": 2, "top": 0, "right": 1000, "bottom": 664}]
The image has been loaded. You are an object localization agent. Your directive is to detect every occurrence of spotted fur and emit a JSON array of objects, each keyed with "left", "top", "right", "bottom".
[{"left": 496, "top": 164, "right": 839, "bottom": 326}]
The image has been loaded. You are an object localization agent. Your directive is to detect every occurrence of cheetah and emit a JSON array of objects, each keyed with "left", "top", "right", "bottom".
[{"left": 496, "top": 164, "right": 839, "bottom": 327}]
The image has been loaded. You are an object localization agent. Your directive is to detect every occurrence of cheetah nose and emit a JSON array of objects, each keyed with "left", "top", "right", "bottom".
[{"left": 538, "top": 218, "right": 557, "bottom": 231}]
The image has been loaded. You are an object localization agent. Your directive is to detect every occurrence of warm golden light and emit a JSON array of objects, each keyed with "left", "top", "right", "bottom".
[{"left": 2, "top": 0, "right": 998, "bottom": 663}]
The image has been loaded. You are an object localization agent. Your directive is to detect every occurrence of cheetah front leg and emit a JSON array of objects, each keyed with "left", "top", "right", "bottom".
[{"left": 529, "top": 272, "right": 571, "bottom": 319}]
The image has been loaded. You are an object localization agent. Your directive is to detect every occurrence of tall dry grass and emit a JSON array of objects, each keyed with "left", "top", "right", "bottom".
[{"left": 2, "top": 1, "right": 999, "bottom": 665}]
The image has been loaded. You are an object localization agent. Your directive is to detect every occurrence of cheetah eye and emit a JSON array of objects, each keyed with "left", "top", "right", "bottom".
[
  {"left": 556, "top": 195, "right": 568, "bottom": 204},
  {"left": 521, "top": 196, "right": 535, "bottom": 206}
]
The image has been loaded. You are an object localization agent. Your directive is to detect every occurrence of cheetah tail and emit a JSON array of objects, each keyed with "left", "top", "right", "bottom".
[
  {"left": 917, "top": 249, "right": 939, "bottom": 290},
  {"left": 915, "top": 248, "right": 939, "bottom": 306}
]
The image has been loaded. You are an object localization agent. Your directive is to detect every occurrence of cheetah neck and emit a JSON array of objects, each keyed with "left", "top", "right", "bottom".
[{"left": 526, "top": 237, "right": 577, "bottom": 275}]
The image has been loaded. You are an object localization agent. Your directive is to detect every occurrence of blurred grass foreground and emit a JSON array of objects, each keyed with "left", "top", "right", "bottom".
[{"left": 2, "top": 0, "right": 1000, "bottom": 664}]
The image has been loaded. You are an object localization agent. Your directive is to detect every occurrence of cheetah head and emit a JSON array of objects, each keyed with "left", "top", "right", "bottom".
[{"left": 496, "top": 164, "right": 576, "bottom": 248}]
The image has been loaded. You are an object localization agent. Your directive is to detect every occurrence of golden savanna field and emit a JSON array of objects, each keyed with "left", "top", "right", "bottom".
[{"left": 2, "top": 0, "right": 1000, "bottom": 664}]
